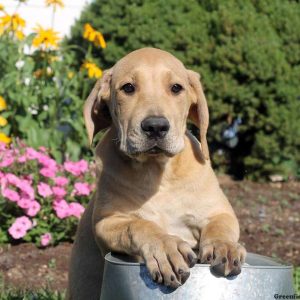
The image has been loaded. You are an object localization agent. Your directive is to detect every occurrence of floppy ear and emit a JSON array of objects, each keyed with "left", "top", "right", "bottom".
[
  {"left": 187, "top": 70, "right": 210, "bottom": 160},
  {"left": 83, "top": 68, "right": 113, "bottom": 146}
]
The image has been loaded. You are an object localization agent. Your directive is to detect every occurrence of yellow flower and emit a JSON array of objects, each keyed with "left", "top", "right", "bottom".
[
  {"left": 0, "top": 4, "right": 5, "bottom": 11},
  {"left": 0, "top": 132, "right": 11, "bottom": 144},
  {"left": 0, "top": 13, "right": 26, "bottom": 31},
  {"left": 0, "top": 96, "right": 7, "bottom": 111},
  {"left": 67, "top": 71, "right": 74, "bottom": 79},
  {"left": 15, "top": 30, "right": 25, "bottom": 40},
  {"left": 45, "top": 0, "right": 64, "bottom": 9},
  {"left": 0, "top": 116, "right": 7, "bottom": 127},
  {"left": 83, "top": 23, "right": 106, "bottom": 49},
  {"left": 0, "top": 13, "right": 26, "bottom": 39},
  {"left": 82, "top": 61, "right": 102, "bottom": 79},
  {"left": 32, "top": 25, "right": 60, "bottom": 49}
]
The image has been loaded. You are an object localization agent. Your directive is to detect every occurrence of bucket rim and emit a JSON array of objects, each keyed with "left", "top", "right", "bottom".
[{"left": 104, "top": 252, "right": 293, "bottom": 270}]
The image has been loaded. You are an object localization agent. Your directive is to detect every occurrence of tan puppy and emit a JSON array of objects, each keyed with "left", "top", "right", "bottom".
[{"left": 67, "top": 48, "right": 246, "bottom": 300}]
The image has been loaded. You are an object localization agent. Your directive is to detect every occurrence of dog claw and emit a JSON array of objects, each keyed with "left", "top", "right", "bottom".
[
  {"left": 180, "top": 271, "right": 190, "bottom": 284},
  {"left": 188, "top": 253, "right": 197, "bottom": 267},
  {"left": 211, "top": 262, "right": 226, "bottom": 276},
  {"left": 153, "top": 270, "right": 162, "bottom": 283}
]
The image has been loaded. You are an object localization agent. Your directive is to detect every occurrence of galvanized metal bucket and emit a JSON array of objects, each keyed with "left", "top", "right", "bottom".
[{"left": 100, "top": 252, "right": 295, "bottom": 300}]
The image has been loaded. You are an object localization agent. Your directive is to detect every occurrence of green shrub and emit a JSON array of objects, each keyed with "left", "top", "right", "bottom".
[{"left": 68, "top": 0, "right": 300, "bottom": 180}]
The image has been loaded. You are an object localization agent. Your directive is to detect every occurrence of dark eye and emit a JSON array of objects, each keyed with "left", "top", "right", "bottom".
[
  {"left": 121, "top": 83, "right": 135, "bottom": 94},
  {"left": 171, "top": 84, "right": 183, "bottom": 94}
]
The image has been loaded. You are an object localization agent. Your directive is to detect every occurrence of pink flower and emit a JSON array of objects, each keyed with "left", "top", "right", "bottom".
[
  {"left": 39, "top": 146, "right": 47, "bottom": 152},
  {"left": 37, "top": 182, "right": 53, "bottom": 198},
  {"left": 8, "top": 223, "right": 27, "bottom": 239},
  {"left": 63, "top": 161, "right": 81, "bottom": 176},
  {"left": 40, "top": 167, "right": 56, "bottom": 178},
  {"left": 54, "top": 176, "right": 69, "bottom": 186},
  {"left": 16, "top": 179, "right": 34, "bottom": 200},
  {"left": 0, "top": 142, "right": 6, "bottom": 150},
  {"left": 74, "top": 182, "right": 90, "bottom": 196},
  {"left": 64, "top": 160, "right": 88, "bottom": 176},
  {"left": 78, "top": 160, "right": 89, "bottom": 173},
  {"left": 41, "top": 232, "right": 52, "bottom": 247},
  {"left": 8, "top": 216, "right": 32, "bottom": 239},
  {"left": 23, "top": 175, "right": 33, "bottom": 183},
  {"left": 2, "top": 188, "right": 20, "bottom": 202},
  {"left": 18, "top": 197, "right": 32, "bottom": 209},
  {"left": 53, "top": 199, "right": 70, "bottom": 219},
  {"left": 25, "top": 201, "right": 41, "bottom": 217},
  {"left": 18, "top": 155, "right": 27, "bottom": 163},
  {"left": 5, "top": 173, "right": 21, "bottom": 186},
  {"left": 26, "top": 147, "right": 40, "bottom": 160},
  {"left": 38, "top": 154, "right": 57, "bottom": 171},
  {"left": 52, "top": 186, "right": 67, "bottom": 198},
  {"left": 0, "top": 176, "right": 8, "bottom": 189},
  {"left": 16, "top": 216, "right": 32, "bottom": 230},
  {"left": 0, "top": 157, "right": 14, "bottom": 167},
  {"left": 69, "top": 202, "right": 85, "bottom": 218}
]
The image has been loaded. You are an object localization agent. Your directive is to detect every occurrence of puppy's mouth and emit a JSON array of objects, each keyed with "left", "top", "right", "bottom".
[
  {"left": 146, "top": 146, "right": 165, "bottom": 155},
  {"left": 126, "top": 141, "right": 173, "bottom": 157}
]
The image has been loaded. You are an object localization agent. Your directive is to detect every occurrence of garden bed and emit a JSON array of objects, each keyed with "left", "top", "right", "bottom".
[{"left": 0, "top": 177, "right": 299, "bottom": 292}]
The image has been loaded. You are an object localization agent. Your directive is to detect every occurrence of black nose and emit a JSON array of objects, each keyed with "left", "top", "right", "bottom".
[{"left": 141, "top": 116, "right": 170, "bottom": 139}]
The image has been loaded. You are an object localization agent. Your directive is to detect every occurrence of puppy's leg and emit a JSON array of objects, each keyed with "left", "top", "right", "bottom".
[
  {"left": 199, "top": 213, "right": 246, "bottom": 276},
  {"left": 95, "top": 215, "right": 197, "bottom": 288}
]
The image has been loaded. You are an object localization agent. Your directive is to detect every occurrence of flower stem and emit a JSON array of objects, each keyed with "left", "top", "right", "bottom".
[
  {"left": 81, "top": 44, "right": 93, "bottom": 99},
  {"left": 51, "top": 6, "right": 56, "bottom": 29}
]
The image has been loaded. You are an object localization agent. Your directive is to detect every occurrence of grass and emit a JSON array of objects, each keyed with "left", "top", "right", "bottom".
[
  {"left": 294, "top": 267, "right": 300, "bottom": 294},
  {"left": 0, "top": 275, "right": 65, "bottom": 300},
  {"left": 0, "top": 273, "right": 65, "bottom": 300},
  {"left": 0, "top": 290, "right": 65, "bottom": 300}
]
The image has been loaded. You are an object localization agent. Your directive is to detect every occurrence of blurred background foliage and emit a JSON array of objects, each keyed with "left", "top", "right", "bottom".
[
  {"left": 1, "top": 0, "right": 299, "bottom": 180},
  {"left": 0, "top": 2, "right": 105, "bottom": 162},
  {"left": 67, "top": 0, "right": 300, "bottom": 180}
]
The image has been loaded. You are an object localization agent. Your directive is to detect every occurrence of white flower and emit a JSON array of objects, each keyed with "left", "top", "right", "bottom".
[
  {"left": 23, "top": 45, "right": 31, "bottom": 55},
  {"left": 46, "top": 66, "right": 52, "bottom": 75},
  {"left": 28, "top": 105, "right": 39, "bottom": 115},
  {"left": 24, "top": 78, "right": 31, "bottom": 86},
  {"left": 43, "top": 105, "right": 49, "bottom": 111},
  {"left": 16, "top": 60, "right": 25, "bottom": 70}
]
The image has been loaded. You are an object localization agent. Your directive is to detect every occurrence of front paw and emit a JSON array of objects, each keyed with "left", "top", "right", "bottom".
[
  {"left": 199, "top": 240, "right": 246, "bottom": 277},
  {"left": 141, "top": 235, "right": 197, "bottom": 289}
]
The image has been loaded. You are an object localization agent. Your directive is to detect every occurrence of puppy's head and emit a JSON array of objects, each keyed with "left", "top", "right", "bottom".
[{"left": 84, "top": 48, "right": 209, "bottom": 160}]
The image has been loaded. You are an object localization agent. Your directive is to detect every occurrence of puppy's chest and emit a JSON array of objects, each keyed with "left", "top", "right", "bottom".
[{"left": 136, "top": 190, "right": 208, "bottom": 248}]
